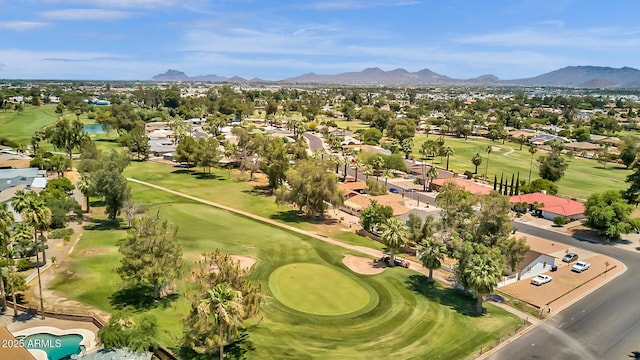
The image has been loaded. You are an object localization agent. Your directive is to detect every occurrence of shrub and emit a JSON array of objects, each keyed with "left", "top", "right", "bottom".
[
  {"left": 366, "top": 178, "right": 387, "bottom": 196},
  {"left": 49, "top": 228, "right": 74, "bottom": 239},
  {"left": 63, "top": 235, "right": 71, "bottom": 243},
  {"left": 553, "top": 216, "right": 569, "bottom": 226},
  {"left": 16, "top": 259, "right": 32, "bottom": 272},
  {"left": 464, "top": 170, "right": 474, "bottom": 179}
]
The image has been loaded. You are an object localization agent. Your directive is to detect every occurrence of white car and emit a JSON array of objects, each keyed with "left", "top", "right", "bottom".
[
  {"left": 572, "top": 261, "right": 591, "bottom": 273},
  {"left": 531, "top": 274, "right": 553, "bottom": 286}
]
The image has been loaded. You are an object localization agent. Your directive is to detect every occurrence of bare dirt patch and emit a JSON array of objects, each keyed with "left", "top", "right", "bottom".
[
  {"left": 231, "top": 255, "right": 257, "bottom": 270},
  {"left": 342, "top": 254, "right": 384, "bottom": 275}
]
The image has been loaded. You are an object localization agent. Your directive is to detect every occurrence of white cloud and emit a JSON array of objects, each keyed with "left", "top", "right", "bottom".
[
  {"left": 40, "top": 8, "right": 133, "bottom": 20},
  {"left": 309, "top": 0, "right": 420, "bottom": 10},
  {"left": 33, "top": 0, "right": 201, "bottom": 9},
  {"left": 455, "top": 27, "right": 640, "bottom": 50},
  {"left": 0, "top": 21, "right": 48, "bottom": 31}
]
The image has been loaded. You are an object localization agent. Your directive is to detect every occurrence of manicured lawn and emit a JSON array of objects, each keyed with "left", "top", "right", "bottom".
[
  {"left": 412, "top": 135, "right": 630, "bottom": 200},
  {"left": 0, "top": 105, "right": 60, "bottom": 144},
  {"left": 269, "top": 263, "right": 373, "bottom": 315},
  {"left": 51, "top": 183, "right": 520, "bottom": 358}
]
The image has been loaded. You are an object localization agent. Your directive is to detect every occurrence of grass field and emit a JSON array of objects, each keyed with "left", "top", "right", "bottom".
[
  {"left": 412, "top": 135, "right": 631, "bottom": 200},
  {"left": 0, "top": 105, "right": 60, "bottom": 144},
  {"left": 51, "top": 181, "right": 520, "bottom": 358},
  {"left": 269, "top": 263, "right": 373, "bottom": 315}
]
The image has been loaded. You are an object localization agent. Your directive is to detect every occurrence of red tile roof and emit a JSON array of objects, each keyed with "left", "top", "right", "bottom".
[
  {"left": 510, "top": 192, "right": 585, "bottom": 217},
  {"left": 431, "top": 177, "right": 493, "bottom": 195}
]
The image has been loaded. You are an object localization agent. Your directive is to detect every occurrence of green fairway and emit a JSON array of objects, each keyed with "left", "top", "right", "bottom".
[
  {"left": 412, "top": 135, "right": 630, "bottom": 200},
  {"left": 269, "top": 263, "right": 373, "bottom": 315},
  {"left": 50, "top": 182, "right": 521, "bottom": 358},
  {"left": 0, "top": 105, "right": 60, "bottom": 143}
]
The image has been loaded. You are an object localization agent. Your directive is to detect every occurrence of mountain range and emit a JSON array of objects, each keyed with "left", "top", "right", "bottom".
[{"left": 152, "top": 66, "right": 640, "bottom": 88}]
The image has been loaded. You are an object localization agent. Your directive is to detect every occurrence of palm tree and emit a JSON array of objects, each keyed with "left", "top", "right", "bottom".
[
  {"left": 465, "top": 253, "right": 502, "bottom": 313},
  {"left": 443, "top": 146, "right": 454, "bottom": 171},
  {"left": 76, "top": 176, "right": 92, "bottom": 213},
  {"left": 363, "top": 164, "right": 374, "bottom": 182},
  {"left": 379, "top": 217, "right": 408, "bottom": 266},
  {"left": 353, "top": 158, "right": 363, "bottom": 182},
  {"left": 516, "top": 134, "right": 527, "bottom": 150},
  {"left": 427, "top": 166, "right": 438, "bottom": 191},
  {"left": 471, "top": 152, "right": 482, "bottom": 174},
  {"left": 0, "top": 203, "right": 15, "bottom": 313},
  {"left": 373, "top": 156, "right": 385, "bottom": 181},
  {"left": 12, "top": 190, "right": 49, "bottom": 320},
  {"left": 528, "top": 145, "right": 537, "bottom": 183},
  {"left": 484, "top": 145, "right": 493, "bottom": 180},
  {"left": 382, "top": 168, "right": 393, "bottom": 187},
  {"left": 418, "top": 238, "right": 447, "bottom": 282},
  {"left": 198, "top": 283, "right": 244, "bottom": 360}
]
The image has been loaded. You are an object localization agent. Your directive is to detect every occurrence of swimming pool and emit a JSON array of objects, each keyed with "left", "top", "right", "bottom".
[
  {"left": 12, "top": 327, "right": 96, "bottom": 360},
  {"left": 16, "top": 333, "right": 83, "bottom": 360}
]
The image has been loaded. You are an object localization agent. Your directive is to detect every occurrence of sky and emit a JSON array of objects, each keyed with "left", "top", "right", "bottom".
[{"left": 2, "top": 0, "right": 640, "bottom": 80}]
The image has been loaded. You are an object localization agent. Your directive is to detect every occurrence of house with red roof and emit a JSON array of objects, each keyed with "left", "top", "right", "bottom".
[{"left": 510, "top": 192, "right": 585, "bottom": 221}]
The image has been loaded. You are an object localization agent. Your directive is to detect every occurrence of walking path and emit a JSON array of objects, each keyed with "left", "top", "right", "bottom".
[{"left": 127, "top": 177, "right": 533, "bottom": 323}]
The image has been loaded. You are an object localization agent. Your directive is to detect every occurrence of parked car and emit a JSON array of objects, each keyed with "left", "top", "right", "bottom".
[
  {"left": 389, "top": 188, "right": 400, "bottom": 194},
  {"left": 531, "top": 274, "right": 553, "bottom": 286},
  {"left": 562, "top": 253, "right": 579, "bottom": 263},
  {"left": 572, "top": 261, "right": 591, "bottom": 273},
  {"left": 404, "top": 174, "right": 415, "bottom": 180}
]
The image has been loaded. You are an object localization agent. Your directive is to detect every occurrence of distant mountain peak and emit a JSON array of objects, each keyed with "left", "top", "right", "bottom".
[{"left": 150, "top": 65, "right": 640, "bottom": 88}]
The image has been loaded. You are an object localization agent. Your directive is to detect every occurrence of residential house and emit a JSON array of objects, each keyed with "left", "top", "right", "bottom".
[
  {"left": 429, "top": 177, "right": 493, "bottom": 195},
  {"left": 510, "top": 192, "right": 585, "bottom": 221}
]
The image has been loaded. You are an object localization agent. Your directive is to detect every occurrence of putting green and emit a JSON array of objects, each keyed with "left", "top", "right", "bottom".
[{"left": 269, "top": 263, "right": 371, "bottom": 316}]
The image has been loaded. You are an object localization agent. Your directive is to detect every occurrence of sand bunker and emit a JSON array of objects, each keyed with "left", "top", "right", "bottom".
[
  {"left": 231, "top": 255, "right": 257, "bottom": 270},
  {"left": 342, "top": 254, "right": 385, "bottom": 275}
]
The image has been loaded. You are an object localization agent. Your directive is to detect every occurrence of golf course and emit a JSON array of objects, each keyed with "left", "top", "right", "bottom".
[{"left": 49, "top": 175, "right": 521, "bottom": 358}]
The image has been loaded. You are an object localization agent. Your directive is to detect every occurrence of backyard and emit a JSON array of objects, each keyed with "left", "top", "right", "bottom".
[{"left": 49, "top": 180, "right": 521, "bottom": 359}]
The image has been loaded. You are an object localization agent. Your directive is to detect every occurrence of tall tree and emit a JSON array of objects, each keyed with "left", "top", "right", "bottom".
[
  {"left": 0, "top": 203, "right": 14, "bottom": 312},
  {"left": 484, "top": 145, "right": 492, "bottom": 180},
  {"left": 379, "top": 217, "right": 408, "bottom": 266},
  {"left": 528, "top": 145, "right": 538, "bottom": 183},
  {"left": 197, "top": 137, "right": 221, "bottom": 174},
  {"left": 443, "top": 146, "right": 454, "bottom": 171},
  {"left": 418, "top": 237, "right": 446, "bottom": 282},
  {"left": 275, "top": 159, "right": 344, "bottom": 217},
  {"left": 46, "top": 118, "right": 88, "bottom": 159},
  {"left": 117, "top": 215, "right": 185, "bottom": 299},
  {"left": 471, "top": 152, "right": 482, "bottom": 174},
  {"left": 585, "top": 191, "right": 635, "bottom": 240},
  {"left": 182, "top": 249, "right": 261, "bottom": 358},
  {"left": 175, "top": 136, "right": 199, "bottom": 168},
  {"left": 126, "top": 122, "right": 150, "bottom": 160},
  {"left": 76, "top": 175, "right": 93, "bottom": 213},
  {"left": 538, "top": 148, "right": 569, "bottom": 182},
  {"left": 11, "top": 190, "right": 49, "bottom": 319},
  {"left": 619, "top": 136, "right": 639, "bottom": 169},
  {"left": 501, "top": 236, "right": 530, "bottom": 272},
  {"left": 465, "top": 249, "right": 503, "bottom": 313}
]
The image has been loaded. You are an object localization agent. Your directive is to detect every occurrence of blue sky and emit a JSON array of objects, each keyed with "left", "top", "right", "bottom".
[{"left": 2, "top": 0, "right": 640, "bottom": 80}]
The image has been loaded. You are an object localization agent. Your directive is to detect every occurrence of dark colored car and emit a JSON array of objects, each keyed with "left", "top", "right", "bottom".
[
  {"left": 562, "top": 252, "right": 579, "bottom": 263},
  {"left": 389, "top": 188, "right": 400, "bottom": 194}
]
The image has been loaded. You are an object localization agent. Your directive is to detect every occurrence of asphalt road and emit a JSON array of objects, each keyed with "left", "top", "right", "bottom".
[
  {"left": 302, "top": 132, "right": 324, "bottom": 152},
  {"left": 489, "top": 223, "right": 640, "bottom": 360}
]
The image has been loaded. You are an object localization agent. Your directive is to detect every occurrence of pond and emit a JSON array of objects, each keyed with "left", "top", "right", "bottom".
[{"left": 83, "top": 124, "right": 107, "bottom": 134}]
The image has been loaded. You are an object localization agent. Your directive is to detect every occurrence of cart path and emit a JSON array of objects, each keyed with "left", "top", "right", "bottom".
[{"left": 127, "top": 177, "right": 533, "bottom": 323}]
